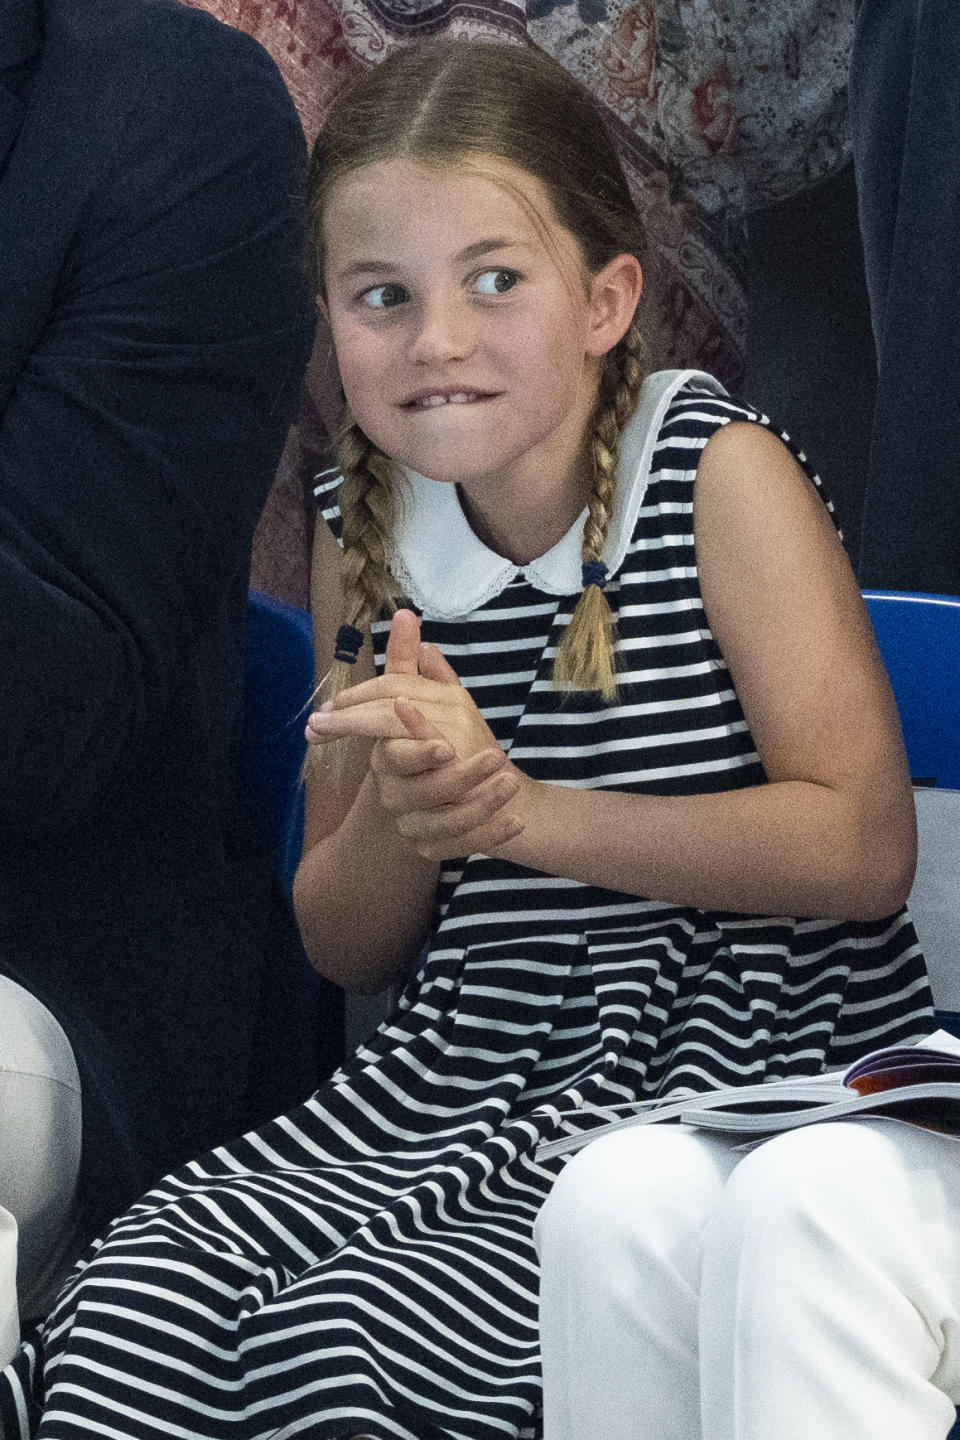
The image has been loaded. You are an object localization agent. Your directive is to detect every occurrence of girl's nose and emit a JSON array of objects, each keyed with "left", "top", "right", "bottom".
[{"left": 409, "top": 294, "right": 475, "bottom": 365}]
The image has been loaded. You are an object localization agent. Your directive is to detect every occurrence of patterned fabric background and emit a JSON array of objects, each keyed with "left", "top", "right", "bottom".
[{"left": 182, "top": 0, "right": 853, "bottom": 606}]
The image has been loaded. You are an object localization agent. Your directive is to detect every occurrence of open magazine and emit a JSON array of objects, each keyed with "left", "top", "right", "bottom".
[{"left": 537, "top": 1030, "right": 960, "bottom": 1162}]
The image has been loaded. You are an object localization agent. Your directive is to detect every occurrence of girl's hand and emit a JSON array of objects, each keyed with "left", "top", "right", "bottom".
[
  {"left": 307, "top": 609, "right": 527, "bottom": 858},
  {"left": 306, "top": 609, "right": 501, "bottom": 759},
  {"left": 372, "top": 701, "right": 526, "bottom": 860}
]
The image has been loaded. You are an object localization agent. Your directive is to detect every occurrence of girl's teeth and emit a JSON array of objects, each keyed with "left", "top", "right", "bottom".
[{"left": 417, "top": 392, "right": 478, "bottom": 407}]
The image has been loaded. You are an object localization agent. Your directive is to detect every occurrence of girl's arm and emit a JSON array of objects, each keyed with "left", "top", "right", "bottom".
[
  {"left": 493, "top": 421, "right": 916, "bottom": 921},
  {"left": 292, "top": 521, "right": 440, "bottom": 992},
  {"left": 292, "top": 524, "right": 520, "bottom": 991},
  {"left": 311, "top": 424, "right": 916, "bottom": 923}
]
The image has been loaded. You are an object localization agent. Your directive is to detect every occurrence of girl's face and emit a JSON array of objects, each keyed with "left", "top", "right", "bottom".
[{"left": 322, "top": 158, "right": 629, "bottom": 514}]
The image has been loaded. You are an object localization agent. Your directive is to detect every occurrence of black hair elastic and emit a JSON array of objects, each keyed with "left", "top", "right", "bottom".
[
  {"left": 333, "top": 623, "right": 364, "bottom": 663},
  {"left": 581, "top": 560, "right": 609, "bottom": 591}
]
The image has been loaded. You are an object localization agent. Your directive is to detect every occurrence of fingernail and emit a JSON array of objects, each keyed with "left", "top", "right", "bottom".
[{"left": 318, "top": 700, "right": 334, "bottom": 713}]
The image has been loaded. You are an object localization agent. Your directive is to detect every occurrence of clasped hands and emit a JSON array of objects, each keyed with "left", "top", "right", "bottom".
[{"left": 306, "top": 609, "right": 529, "bottom": 860}]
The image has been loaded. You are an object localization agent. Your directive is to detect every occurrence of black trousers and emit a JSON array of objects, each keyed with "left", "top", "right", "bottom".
[{"left": 852, "top": 0, "right": 960, "bottom": 594}]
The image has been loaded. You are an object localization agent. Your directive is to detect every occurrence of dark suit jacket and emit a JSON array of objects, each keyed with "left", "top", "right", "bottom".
[
  {"left": 852, "top": 0, "right": 960, "bottom": 593},
  {"left": 0, "top": 0, "right": 322, "bottom": 1244}
]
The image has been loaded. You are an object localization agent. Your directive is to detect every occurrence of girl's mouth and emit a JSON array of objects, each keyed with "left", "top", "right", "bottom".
[{"left": 403, "top": 389, "right": 497, "bottom": 409}]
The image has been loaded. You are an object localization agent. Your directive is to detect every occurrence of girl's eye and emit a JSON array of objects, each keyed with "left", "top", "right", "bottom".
[
  {"left": 361, "top": 283, "right": 409, "bottom": 310},
  {"left": 474, "top": 269, "right": 519, "bottom": 296}
]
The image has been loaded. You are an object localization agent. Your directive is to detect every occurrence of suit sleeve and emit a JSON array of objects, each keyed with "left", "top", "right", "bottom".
[{"left": 0, "top": 13, "right": 316, "bottom": 833}]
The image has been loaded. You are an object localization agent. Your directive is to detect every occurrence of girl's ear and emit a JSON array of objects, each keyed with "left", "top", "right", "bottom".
[{"left": 584, "top": 254, "right": 643, "bottom": 358}]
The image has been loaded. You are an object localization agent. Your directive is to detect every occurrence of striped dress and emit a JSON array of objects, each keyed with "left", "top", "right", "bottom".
[{"left": 0, "top": 371, "right": 932, "bottom": 1440}]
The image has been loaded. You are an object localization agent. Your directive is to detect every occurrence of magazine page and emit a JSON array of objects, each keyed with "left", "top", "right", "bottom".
[
  {"left": 843, "top": 1029, "right": 960, "bottom": 1094},
  {"left": 536, "top": 1032, "right": 960, "bottom": 1163},
  {"left": 679, "top": 1080, "right": 960, "bottom": 1136},
  {"left": 537, "top": 1072, "right": 845, "bottom": 1162}
]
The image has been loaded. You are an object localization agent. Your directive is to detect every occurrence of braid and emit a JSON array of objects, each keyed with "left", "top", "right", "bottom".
[
  {"left": 614, "top": 319, "right": 646, "bottom": 432},
  {"left": 552, "top": 320, "right": 647, "bottom": 701},
  {"left": 304, "top": 412, "right": 398, "bottom": 782},
  {"left": 333, "top": 412, "right": 398, "bottom": 693}
]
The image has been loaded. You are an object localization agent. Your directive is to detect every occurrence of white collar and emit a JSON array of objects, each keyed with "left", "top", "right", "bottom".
[{"left": 388, "top": 369, "right": 726, "bottom": 620}]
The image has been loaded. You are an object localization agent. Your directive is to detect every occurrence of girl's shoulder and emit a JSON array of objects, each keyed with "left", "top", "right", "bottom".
[
  {"left": 641, "top": 369, "right": 834, "bottom": 518},
  {"left": 608, "top": 370, "right": 757, "bottom": 564},
  {"left": 608, "top": 369, "right": 836, "bottom": 574},
  {"left": 620, "top": 368, "right": 763, "bottom": 494},
  {"left": 642, "top": 369, "right": 786, "bottom": 450}
]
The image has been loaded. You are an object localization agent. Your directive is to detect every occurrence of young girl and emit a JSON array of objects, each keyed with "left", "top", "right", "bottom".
[{"left": 0, "top": 38, "right": 932, "bottom": 1440}]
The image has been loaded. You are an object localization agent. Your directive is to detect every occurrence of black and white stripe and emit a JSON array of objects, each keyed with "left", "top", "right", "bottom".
[{"left": 0, "top": 381, "right": 932, "bottom": 1440}]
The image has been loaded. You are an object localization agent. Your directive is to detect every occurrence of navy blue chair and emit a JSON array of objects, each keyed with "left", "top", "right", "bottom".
[
  {"left": 243, "top": 590, "right": 316, "bottom": 892},
  {"left": 862, "top": 591, "right": 960, "bottom": 790},
  {"left": 864, "top": 591, "right": 960, "bottom": 1047},
  {"left": 243, "top": 589, "right": 343, "bottom": 1076}
]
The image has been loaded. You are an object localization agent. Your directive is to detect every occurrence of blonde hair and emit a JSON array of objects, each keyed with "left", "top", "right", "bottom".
[{"left": 310, "top": 39, "right": 649, "bottom": 703}]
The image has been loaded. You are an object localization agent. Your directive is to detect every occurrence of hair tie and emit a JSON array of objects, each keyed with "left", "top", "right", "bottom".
[
  {"left": 581, "top": 560, "right": 608, "bottom": 591},
  {"left": 333, "top": 623, "right": 364, "bottom": 664}
]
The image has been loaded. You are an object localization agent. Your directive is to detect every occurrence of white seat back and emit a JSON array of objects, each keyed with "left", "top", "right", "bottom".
[{"left": 909, "top": 787, "right": 960, "bottom": 1011}]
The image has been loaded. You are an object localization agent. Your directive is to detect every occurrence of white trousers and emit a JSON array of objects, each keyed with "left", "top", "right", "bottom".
[
  {"left": 535, "top": 1119, "right": 960, "bottom": 1440},
  {"left": 0, "top": 976, "right": 82, "bottom": 1367}
]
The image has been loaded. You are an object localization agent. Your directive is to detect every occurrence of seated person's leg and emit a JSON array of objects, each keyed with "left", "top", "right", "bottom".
[
  {"left": 534, "top": 1124, "right": 742, "bottom": 1440},
  {"left": 700, "top": 1120, "right": 960, "bottom": 1440},
  {"left": 0, "top": 1208, "right": 15, "bottom": 1369},
  {"left": 0, "top": 976, "right": 82, "bottom": 1364}
]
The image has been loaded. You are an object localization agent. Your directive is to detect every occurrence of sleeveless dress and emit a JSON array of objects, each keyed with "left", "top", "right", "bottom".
[{"left": 0, "top": 371, "right": 932, "bottom": 1440}]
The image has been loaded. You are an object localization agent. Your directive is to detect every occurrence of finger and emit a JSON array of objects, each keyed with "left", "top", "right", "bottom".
[
  {"left": 414, "top": 812, "right": 525, "bottom": 862},
  {"left": 307, "top": 698, "right": 413, "bottom": 741},
  {"left": 426, "top": 757, "right": 519, "bottom": 809},
  {"left": 375, "top": 736, "right": 455, "bottom": 777},
  {"left": 324, "top": 673, "right": 453, "bottom": 711},
  {"left": 305, "top": 705, "right": 335, "bottom": 745},
  {"left": 378, "top": 748, "right": 509, "bottom": 807},
  {"left": 393, "top": 697, "right": 446, "bottom": 741},
  {"left": 418, "top": 641, "right": 464, "bottom": 687},
  {"left": 395, "top": 767, "right": 519, "bottom": 841},
  {"left": 385, "top": 608, "right": 422, "bottom": 676}
]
